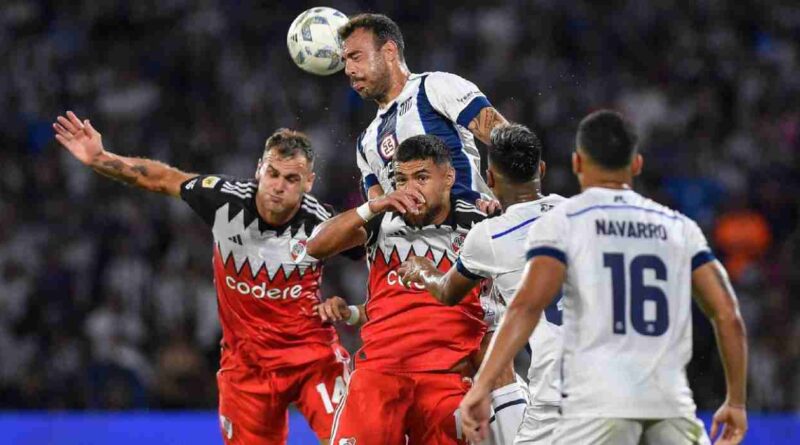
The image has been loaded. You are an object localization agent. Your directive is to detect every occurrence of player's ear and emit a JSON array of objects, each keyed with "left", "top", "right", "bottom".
[
  {"left": 445, "top": 164, "right": 456, "bottom": 188},
  {"left": 538, "top": 160, "right": 547, "bottom": 181},
  {"left": 255, "top": 158, "right": 265, "bottom": 179},
  {"left": 486, "top": 168, "right": 496, "bottom": 188},
  {"left": 382, "top": 40, "right": 398, "bottom": 63},
  {"left": 571, "top": 151, "right": 581, "bottom": 175},
  {"left": 631, "top": 154, "right": 643, "bottom": 177},
  {"left": 304, "top": 171, "right": 316, "bottom": 193}
]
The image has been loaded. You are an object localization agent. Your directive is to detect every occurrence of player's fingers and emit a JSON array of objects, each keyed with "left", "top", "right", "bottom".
[
  {"left": 53, "top": 123, "right": 73, "bottom": 139},
  {"left": 54, "top": 134, "right": 73, "bottom": 148},
  {"left": 329, "top": 301, "right": 345, "bottom": 320},
  {"left": 398, "top": 194, "right": 419, "bottom": 214},
  {"left": 710, "top": 416, "right": 720, "bottom": 439},
  {"left": 57, "top": 115, "right": 79, "bottom": 134},
  {"left": 323, "top": 303, "right": 339, "bottom": 321},
  {"left": 389, "top": 196, "right": 408, "bottom": 214},
  {"left": 84, "top": 119, "right": 98, "bottom": 136},
  {"left": 66, "top": 110, "right": 85, "bottom": 130}
]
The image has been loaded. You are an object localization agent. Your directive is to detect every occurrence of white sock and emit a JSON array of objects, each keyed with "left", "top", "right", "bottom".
[{"left": 487, "top": 381, "right": 528, "bottom": 445}]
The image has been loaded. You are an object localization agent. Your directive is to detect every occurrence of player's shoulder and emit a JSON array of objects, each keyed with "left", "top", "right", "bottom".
[
  {"left": 183, "top": 174, "right": 256, "bottom": 199},
  {"left": 297, "top": 193, "right": 334, "bottom": 224},
  {"left": 451, "top": 197, "right": 487, "bottom": 231},
  {"left": 422, "top": 71, "right": 473, "bottom": 85}
]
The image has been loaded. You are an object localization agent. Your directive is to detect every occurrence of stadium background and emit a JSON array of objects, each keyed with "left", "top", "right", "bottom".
[{"left": 1, "top": 0, "right": 799, "bottom": 442}]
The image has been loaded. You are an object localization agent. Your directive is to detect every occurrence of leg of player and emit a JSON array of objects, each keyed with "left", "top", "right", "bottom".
[
  {"left": 551, "top": 418, "right": 642, "bottom": 445},
  {"left": 642, "top": 417, "right": 711, "bottom": 445},
  {"left": 217, "top": 368, "right": 291, "bottom": 445},
  {"left": 513, "top": 404, "right": 560, "bottom": 444},
  {"left": 407, "top": 372, "right": 473, "bottom": 445},
  {"left": 294, "top": 347, "right": 351, "bottom": 444},
  {"left": 330, "top": 369, "right": 411, "bottom": 445},
  {"left": 474, "top": 332, "right": 529, "bottom": 444}
]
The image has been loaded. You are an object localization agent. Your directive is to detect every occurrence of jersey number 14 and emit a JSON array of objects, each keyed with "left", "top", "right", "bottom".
[{"left": 603, "top": 253, "right": 669, "bottom": 336}]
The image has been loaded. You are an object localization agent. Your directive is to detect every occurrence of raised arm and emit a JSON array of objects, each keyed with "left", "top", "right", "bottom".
[
  {"left": 398, "top": 257, "right": 479, "bottom": 305},
  {"left": 467, "top": 107, "right": 509, "bottom": 145},
  {"left": 692, "top": 260, "right": 748, "bottom": 444},
  {"left": 306, "top": 189, "right": 425, "bottom": 260},
  {"left": 53, "top": 111, "right": 194, "bottom": 197}
]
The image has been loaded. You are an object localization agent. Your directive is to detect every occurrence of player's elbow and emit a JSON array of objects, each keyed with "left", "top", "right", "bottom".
[{"left": 711, "top": 305, "right": 747, "bottom": 338}]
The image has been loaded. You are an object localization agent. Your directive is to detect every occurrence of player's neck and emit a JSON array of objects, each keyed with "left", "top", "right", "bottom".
[
  {"left": 431, "top": 199, "right": 451, "bottom": 226},
  {"left": 497, "top": 182, "right": 544, "bottom": 210},
  {"left": 375, "top": 65, "right": 410, "bottom": 108},
  {"left": 255, "top": 198, "right": 301, "bottom": 227},
  {"left": 581, "top": 172, "right": 633, "bottom": 191}
]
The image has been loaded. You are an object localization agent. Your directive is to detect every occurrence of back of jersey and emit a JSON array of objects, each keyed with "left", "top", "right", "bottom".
[{"left": 525, "top": 188, "right": 715, "bottom": 419}]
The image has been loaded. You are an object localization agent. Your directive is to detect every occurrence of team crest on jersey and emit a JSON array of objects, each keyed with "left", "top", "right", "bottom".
[
  {"left": 289, "top": 239, "right": 308, "bottom": 263},
  {"left": 451, "top": 233, "right": 465, "bottom": 253},
  {"left": 202, "top": 176, "right": 221, "bottom": 188},
  {"left": 379, "top": 134, "right": 398, "bottom": 160}
]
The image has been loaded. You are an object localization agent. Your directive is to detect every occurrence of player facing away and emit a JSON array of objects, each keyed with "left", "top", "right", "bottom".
[
  {"left": 52, "top": 111, "right": 355, "bottom": 445},
  {"left": 460, "top": 110, "right": 749, "bottom": 445},
  {"left": 306, "top": 135, "right": 486, "bottom": 444},
  {"left": 398, "top": 124, "right": 565, "bottom": 444},
  {"left": 339, "top": 13, "right": 508, "bottom": 206}
]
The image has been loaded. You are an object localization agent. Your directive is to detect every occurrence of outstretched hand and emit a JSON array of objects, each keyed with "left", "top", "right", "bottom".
[{"left": 52, "top": 111, "right": 104, "bottom": 165}]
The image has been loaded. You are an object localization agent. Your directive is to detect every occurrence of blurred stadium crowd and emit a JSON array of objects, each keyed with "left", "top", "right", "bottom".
[{"left": 1, "top": 0, "right": 798, "bottom": 412}]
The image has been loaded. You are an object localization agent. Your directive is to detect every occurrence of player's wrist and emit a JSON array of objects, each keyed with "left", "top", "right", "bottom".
[
  {"left": 725, "top": 399, "right": 746, "bottom": 409},
  {"left": 344, "top": 305, "right": 361, "bottom": 325},
  {"left": 357, "top": 201, "right": 376, "bottom": 222}
]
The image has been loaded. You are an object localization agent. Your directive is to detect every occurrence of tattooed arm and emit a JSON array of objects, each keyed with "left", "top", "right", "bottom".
[
  {"left": 53, "top": 111, "right": 195, "bottom": 197},
  {"left": 467, "top": 107, "right": 509, "bottom": 145}
]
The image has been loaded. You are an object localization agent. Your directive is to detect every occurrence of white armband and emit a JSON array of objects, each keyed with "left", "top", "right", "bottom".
[
  {"left": 345, "top": 305, "right": 361, "bottom": 326},
  {"left": 356, "top": 202, "right": 375, "bottom": 222}
]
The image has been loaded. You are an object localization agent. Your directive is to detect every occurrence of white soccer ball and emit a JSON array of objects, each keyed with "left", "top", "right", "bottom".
[{"left": 287, "top": 7, "right": 349, "bottom": 76}]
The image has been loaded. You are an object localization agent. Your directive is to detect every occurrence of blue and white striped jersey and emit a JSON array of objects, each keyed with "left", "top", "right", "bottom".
[{"left": 356, "top": 72, "right": 493, "bottom": 201}]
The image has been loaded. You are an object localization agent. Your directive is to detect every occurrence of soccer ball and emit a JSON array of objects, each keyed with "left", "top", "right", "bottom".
[{"left": 287, "top": 7, "right": 349, "bottom": 76}]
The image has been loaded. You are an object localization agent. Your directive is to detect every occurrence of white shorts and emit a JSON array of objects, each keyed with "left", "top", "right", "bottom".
[
  {"left": 514, "top": 404, "right": 559, "bottom": 444},
  {"left": 552, "top": 416, "right": 710, "bottom": 445}
]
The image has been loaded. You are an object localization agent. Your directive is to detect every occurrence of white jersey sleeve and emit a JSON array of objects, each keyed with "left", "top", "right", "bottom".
[
  {"left": 456, "top": 222, "right": 495, "bottom": 279},
  {"left": 356, "top": 133, "right": 381, "bottom": 194},
  {"left": 424, "top": 72, "right": 492, "bottom": 128},
  {"left": 524, "top": 208, "right": 569, "bottom": 265},
  {"left": 686, "top": 218, "right": 716, "bottom": 270}
]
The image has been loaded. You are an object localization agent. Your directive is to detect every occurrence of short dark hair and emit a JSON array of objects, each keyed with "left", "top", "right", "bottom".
[
  {"left": 488, "top": 124, "right": 543, "bottom": 183},
  {"left": 263, "top": 128, "right": 314, "bottom": 166},
  {"left": 576, "top": 110, "right": 638, "bottom": 169},
  {"left": 338, "top": 13, "right": 405, "bottom": 61},
  {"left": 396, "top": 135, "right": 451, "bottom": 166}
]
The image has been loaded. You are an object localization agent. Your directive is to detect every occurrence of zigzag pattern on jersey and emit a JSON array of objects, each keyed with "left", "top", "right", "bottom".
[
  {"left": 212, "top": 196, "right": 328, "bottom": 281},
  {"left": 368, "top": 243, "right": 456, "bottom": 270},
  {"left": 217, "top": 184, "right": 331, "bottom": 237},
  {"left": 216, "top": 243, "right": 320, "bottom": 282}
]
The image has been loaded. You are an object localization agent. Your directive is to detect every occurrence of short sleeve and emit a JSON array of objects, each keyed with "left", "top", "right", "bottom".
[
  {"left": 456, "top": 222, "right": 494, "bottom": 280},
  {"left": 424, "top": 72, "right": 492, "bottom": 128},
  {"left": 685, "top": 218, "right": 716, "bottom": 271},
  {"left": 525, "top": 210, "right": 569, "bottom": 265},
  {"left": 356, "top": 134, "right": 379, "bottom": 195},
  {"left": 179, "top": 174, "right": 237, "bottom": 226}
]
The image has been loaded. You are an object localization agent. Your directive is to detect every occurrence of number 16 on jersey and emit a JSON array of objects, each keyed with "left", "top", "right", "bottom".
[{"left": 603, "top": 253, "right": 669, "bottom": 336}]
